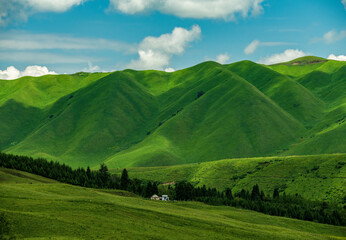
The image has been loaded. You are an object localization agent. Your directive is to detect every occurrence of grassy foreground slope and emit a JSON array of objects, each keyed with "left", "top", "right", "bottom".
[
  {"left": 0, "top": 168, "right": 345, "bottom": 240},
  {"left": 0, "top": 57, "right": 345, "bottom": 168},
  {"left": 111, "top": 154, "right": 346, "bottom": 203}
]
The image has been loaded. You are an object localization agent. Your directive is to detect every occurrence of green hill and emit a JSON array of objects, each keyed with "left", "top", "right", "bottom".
[
  {"left": 0, "top": 72, "right": 110, "bottom": 108},
  {"left": 104, "top": 65, "right": 305, "bottom": 167},
  {"left": 0, "top": 168, "right": 344, "bottom": 239},
  {"left": 266, "top": 56, "right": 345, "bottom": 77},
  {"left": 227, "top": 60, "right": 324, "bottom": 125},
  {"left": 110, "top": 154, "right": 346, "bottom": 203},
  {"left": 0, "top": 57, "right": 345, "bottom": 168}
]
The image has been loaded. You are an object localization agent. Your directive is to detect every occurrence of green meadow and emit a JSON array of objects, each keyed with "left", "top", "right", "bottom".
[{"left": 0, "top": 168, "right": 345, "bottom": 240}]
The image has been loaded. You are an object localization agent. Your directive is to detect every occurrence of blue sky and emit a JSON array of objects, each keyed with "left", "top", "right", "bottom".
[{"left": 0, "top": 0, "right": 345, "bottom": 79}]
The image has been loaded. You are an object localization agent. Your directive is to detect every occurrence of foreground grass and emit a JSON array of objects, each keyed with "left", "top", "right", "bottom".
[{"left": 0, "top": 168, "right": 345, "bottom": 239}]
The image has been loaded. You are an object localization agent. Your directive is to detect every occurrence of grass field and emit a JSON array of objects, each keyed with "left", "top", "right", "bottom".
[
  {"left": 110, "top": 154, "right": 346, "bottom": 203},
  {"left": 0, "top": 167, "right": 345, "bottom": 240}
]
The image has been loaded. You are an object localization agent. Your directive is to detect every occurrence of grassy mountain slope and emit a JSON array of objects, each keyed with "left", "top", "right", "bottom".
[
  {"left": 104, "top": 66, "right": 304, "bottom": 167},
  {"left": 266, "top": 56, "right": 345, "bottom": 77},
  {"left": 0, "top": 100, "right": 43, "bottom": 150},
  {"left": 0, "top": 72, "right": 110, "bottom": 158},
  {"left": 0, "top": 168, "right": 345, "bottom": 240},
  {"left": 0, "top": 57, "right": 345, "bottom": 168},
  {"left": 0, "top": 72, "right": 109, "bottom": 108},
  {"left": 284, "top": 62, "right": 346, "bottom": 155},
  {"left": 6, "top": 72, "right": 160, "bottom": 167},
  {"left": 110, "top": 154, "right": 346, "bottom": 203},
  {"left": 297, "top": 65, "right": 346, "bottom": 106},
  {"left": 227, "top": 60, "right": 325, "bottom": 125}
]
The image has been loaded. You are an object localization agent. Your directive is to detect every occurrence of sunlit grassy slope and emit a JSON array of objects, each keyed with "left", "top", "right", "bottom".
[
  {"left": 0, "top": 72, "right": 110, "bottom": 108},
  {"left": 266, "top": 56, "right": 345, "bottom": 77},
  {"left": 0, "top": 56, "right": 345, "bottom": 168},
  {"left": 0, "top": 168, "right": 345, "bottom": 240},
  {"left": 110, "top": 154, "right": 346, "bottom": 203}
]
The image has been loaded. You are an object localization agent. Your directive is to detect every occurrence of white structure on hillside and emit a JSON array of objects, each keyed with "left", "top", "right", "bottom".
[
  {"left": 151, "top": 194, "right": 170, "bottom": 201},
  {"left": 162, "top": 195, "right": 169, "bottom": 201},
  {"left": 151, "top": 194, "right": 160, "bottom": 200}
]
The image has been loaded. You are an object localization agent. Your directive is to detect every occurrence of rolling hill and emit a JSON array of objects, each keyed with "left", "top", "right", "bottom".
[
  {"left": 0, "top": 167, "right": 345, "bottom": 239},
  {"left": 110, "top": 154, "right": 346, "bottom": 203},
  {"left": 0, "top": 56, "right": 345, "bottom": 168}
]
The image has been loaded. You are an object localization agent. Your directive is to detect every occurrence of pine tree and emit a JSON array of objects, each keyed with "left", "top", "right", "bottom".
[
  {"left": 86, "top": 166, "right": 91, "bottom": 179},
  {"left": 251, "top": 184, "right": 260, "bottom": 200},
  {"left": 120, "top": 168, "right": 129, "bottom": 190},
  {"left": 273, "top": 188, "right": 280, "bottom": 199},
  {"left": 145, "top": 181, "right": 153, "bottom": 198},
  {"left": 152, "top": 182, "right": 158, "bottom": 195},
  {"left": 99, "top": 163, "right": 110, "bottom": 188},
  {"left": 201, "top": 185, "right": 207, "bottom": 197},
  {"left": 239, "top": 189, "right": 247, "bottom": 199},
  {"left": 225, "top": 188, "right": 233, "bottom": 200}
]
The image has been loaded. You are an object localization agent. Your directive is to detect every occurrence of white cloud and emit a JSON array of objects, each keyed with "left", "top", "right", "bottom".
[
  {"left": 0, "top": 51, "right": 103, "bottom": 64},
  {"left": 24, "top": 0, "right": 85, "bottom": 12},
  {"left": 82, "top": 62, "right": 117, "bottom": 73},
  {"left": 0, "top": 1, "right": 27, "bottom": 25},
  {"left": 0, "top": 0, "right": 84, "bottom": 26},
  {"left": 244, "top": 40, "right": 294, "bottom": 54},
  {"left": 0, "top": 65, "right": 57, "bottom": 80},
  {"left": 111, "top": 0, "right": 153, "bottom": 14},
  {"left": 342, "top": 0, "right": 346, "bottom": 10},
  {"left": 0, "top": 32, "right": 135, "bottom": 52},
  {"left": 0, "top": 32, "right": 133, "bottom": 66},
  {"left": 215, "top": 53, "right": 230, "bottom": 64},
  {"left": 327, "top": 54, "right": 346, "bottom": 61},
  {"left": 258, "top": 49, "right": 307, "bottom": 65},
  {"left": 128, "top": 25, "right": 201, "bottom": 70},
  {"left": 0, "top": 66, "right": 20, "bottom": 80},
  {"left": 244, "top": 40, "right": 260, "bottom": 55},
  {"left": 83, "top": 62, "right": 101, "bottom": 72},
  {"left": 129, "top": 49, "right": 170, "bottom": 70},
  {"left": 164, "top": 68, "right": 175, "bottom": 72},
  {"left": 322, "top": 29, "right": 346, "bottom": 43},
  {"left": 204, "top": 53, "right": 230, "bottom": 64},
  {"left": 110, "top": 0, "right": 264, "bottom": 20}
]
